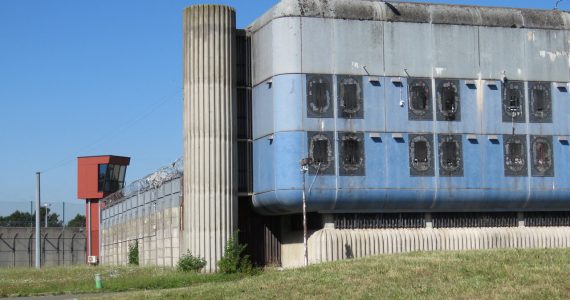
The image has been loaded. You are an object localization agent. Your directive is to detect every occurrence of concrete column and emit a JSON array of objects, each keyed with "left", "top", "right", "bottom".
[{"left": 183, "top": 5, "right": 237, "bottom": 272}]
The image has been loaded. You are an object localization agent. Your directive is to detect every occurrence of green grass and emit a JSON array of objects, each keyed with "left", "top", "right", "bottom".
[
  {"left": 0, "top": 265, "right": 242, "bottom": 297},
  {"left": 3, "top": 249, "right": 570, "bottom": 299}
]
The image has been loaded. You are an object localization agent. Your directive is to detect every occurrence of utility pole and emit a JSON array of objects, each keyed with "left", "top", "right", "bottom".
[
  {"left": 300, "top": 157, "right": 313, "bottom": 267},
  {"left": 35, "top": 172, "right": 41, "bottom": 269}
]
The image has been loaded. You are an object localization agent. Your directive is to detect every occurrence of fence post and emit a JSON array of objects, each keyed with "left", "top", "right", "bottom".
[
  {"left": 42, "top": 233, "right": 47, "bottom": 267},
  {"left": 57, "top": 232, "right": 63, "bottom": 266},
  {"left": 71, "top": 233, "right": 76, "bottom": 265},
  {"left": 12, "top": 233, "right": 18, "bottom": 268},
  {"left": 27, "top": 232, "right": 33, "bottom": 267}
]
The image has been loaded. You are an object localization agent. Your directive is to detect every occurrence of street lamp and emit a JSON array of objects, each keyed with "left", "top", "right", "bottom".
[{"left": 43, "top": 203, "right": 51, "bottom": 228}]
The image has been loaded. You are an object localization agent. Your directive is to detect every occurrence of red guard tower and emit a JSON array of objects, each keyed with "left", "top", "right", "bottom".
[{"left": 77, "top": 155, "right": 130, "bottom": 263}]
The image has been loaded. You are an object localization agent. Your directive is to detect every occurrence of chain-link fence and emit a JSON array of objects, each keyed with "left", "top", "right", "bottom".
[{"left": 0, "top": 201, "right": 85, "bottom": 228}]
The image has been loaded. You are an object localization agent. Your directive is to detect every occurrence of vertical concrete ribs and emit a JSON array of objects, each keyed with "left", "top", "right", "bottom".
[{"left": 183, "top": 5, "right": 237, "bottom": 272}]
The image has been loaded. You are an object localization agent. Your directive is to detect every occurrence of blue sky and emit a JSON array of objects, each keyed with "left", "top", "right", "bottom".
[{"left": 0, "top": 0, "right": 566, "bottom": 218}]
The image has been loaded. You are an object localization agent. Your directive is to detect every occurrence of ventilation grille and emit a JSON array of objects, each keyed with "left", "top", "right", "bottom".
[
  {"left": 433, "top": 212, "right": 517, "bottom": 228},
  {"left": 334, "top": 213, "right": 425, "bottom": 229},
  {"left": 525, "top": 212, "right": 570, "bottom": 227}
]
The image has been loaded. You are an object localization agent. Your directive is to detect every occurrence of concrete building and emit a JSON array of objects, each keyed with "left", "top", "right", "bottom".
[{"left": 99, "top": 0, "right": 570, "bottom": 271}]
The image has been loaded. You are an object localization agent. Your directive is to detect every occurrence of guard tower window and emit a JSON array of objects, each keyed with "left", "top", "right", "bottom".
[
  {"left": 98, "top": 164, "right": 127, "bottom": 193},
  {"left": 529, "top": 82, "right": 552, "bottom": 123},
  {"left": 502, "top": 81, "right": 525, "bottom": 122},
  {"left": 408, "top": 79, "right": 432, "bottom": 120},
  {"left": 308, "top": 132, "right": 335, "bottom": 175},
  {"left": 436, "top": 80, "right": 460, "bottom": 121},
  {"left": 338, "top": 76, "right": 363, "bottom": 119},
  {"left": 438, "top": 135, "right": 463, "bottom": 176},
  {"left": 410, "top": 134, "right": 434, "bottom": 176},
  {"left": 531, "top": 136, "right": 554, "bottom": 177},
  {"left": 504, "top": 135, "right": 527, "bottom": 176},
  {"left": 307, "top": 75, "right": 333, "bottom": 118},
  {"left": 338, "top": 132, "right": 365, "bottom": 176},
  {"left": 98, "top": 164, "right": 108, "bottom": 192}
]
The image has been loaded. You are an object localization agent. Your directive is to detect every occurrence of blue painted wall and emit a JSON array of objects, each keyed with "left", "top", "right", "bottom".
[{"left": 252, "top": 74, "right": 570, "bottom": 215}]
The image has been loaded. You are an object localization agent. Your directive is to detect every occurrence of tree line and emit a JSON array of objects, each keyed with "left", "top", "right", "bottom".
[{"left": 0, "top": 207, "right": 85, "bottom": 227}]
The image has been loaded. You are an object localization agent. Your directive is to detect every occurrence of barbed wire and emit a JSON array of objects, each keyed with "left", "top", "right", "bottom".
[{"left": 104, "top": 157, "right": 183, "bottom": 206}]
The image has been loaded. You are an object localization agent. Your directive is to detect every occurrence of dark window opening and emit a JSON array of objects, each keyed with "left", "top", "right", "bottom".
[
  {"left": 311, "top": 82, "right": 329, "bottom": 113},
  {"left": 436, "top": 80, "right": 460, "bottom": 121},
  {"left": 338, "top": 76, "right": 363, "bottom": 118},
  {"left": 343, "top": 139, "right": 360, "bottom": 166},
  {"left": 442, "top": 141, "right": 458, "bottom": 168},
  {"left": 312, "top": 139, "right": 329, "bottom": 165},
  {"left": 414, "top": 141, "right": 428, "bottom": 163},
  {"left": 533, "top": 89, "right": 545, "bottom": 112},
  {"left": 408, "top": 79, "right": 432, "bottom": 121},
  {"left": 510, "top": 143, "right": 522, "bottom": 159},
  {"left": 341, "top": 83, "right": 358, "bottom": 112},
  {"left": 505, "top": 136, "right": 526, "bottom": 175},
  {"left": 308, "top": 132, "right": 335, "bottom": 175},
  {"left": 443, "top": 85, "right": 456, "bottom": 113},
  {"left": 503, "top": 82, "right": 524, "bottom": 119},
  {"left": 531, "top": 136, "right": 554, "bottom": 176},
  {"left": 503, "top": 135, "right": 527, "bottom": 176},
  {"left": 307, "top": 75, "right": 333, "bottom": 118},
  {"left": 411, "top": 85, "right": 428, "bottom": 111},
  {"left": 529, "top": 82, "right": 552, "bottom": 123},
  {"left": 537, "top": 143, "right": 547, "bottom": 162},
  {"left": 339, "top": 132, "right": 365, "bottom": 176},
  {"left": 502, "top": 81, "right": 525, "bottom": 122},
  {"left": 508, "top": 94, "right": 520, "bottom": 112},
  {"left": 535, "top": 142, "right": 551, "bottom": 170},
  {"left": 410, "top": 135, "right": 434, "bottom": 176}
]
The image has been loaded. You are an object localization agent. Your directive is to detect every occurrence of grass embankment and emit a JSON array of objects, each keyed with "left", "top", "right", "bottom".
[{"left": 2, "top": 249, "right": 570, "bottom": 299}]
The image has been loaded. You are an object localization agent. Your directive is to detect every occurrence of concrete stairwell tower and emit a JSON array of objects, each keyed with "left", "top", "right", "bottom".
[{"left": 182, "top": 5, "right": 237, "bottom": 272}]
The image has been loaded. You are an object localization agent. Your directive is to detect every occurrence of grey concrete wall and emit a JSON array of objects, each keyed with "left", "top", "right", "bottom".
[
  {"left": 100, "top": 178, "right": 181, "bottom": 267},
  {"left": 250, "top": 4, "right": 570, "bottom": 85},
  {"left": 183, "top": 5, "right": 238, "bottom": 272},
  {"left": 0, "top": 227, "right": 85, "bottom": 268}
]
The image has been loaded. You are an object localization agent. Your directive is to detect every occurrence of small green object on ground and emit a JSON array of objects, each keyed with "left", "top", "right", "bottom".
[{"left": 95, "top": 274, "right": 102, "bottom": 289}]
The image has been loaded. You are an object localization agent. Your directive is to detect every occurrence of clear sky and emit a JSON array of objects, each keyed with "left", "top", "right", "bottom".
[{"left": 0, "top": 0, "right": 567, "bottom": 218}]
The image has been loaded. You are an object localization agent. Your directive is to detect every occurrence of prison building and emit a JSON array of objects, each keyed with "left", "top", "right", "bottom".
[{"left": 98, "top": 0, "right": 570, "bottom": 271}]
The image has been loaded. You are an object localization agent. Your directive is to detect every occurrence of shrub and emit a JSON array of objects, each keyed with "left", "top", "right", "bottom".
[
  {"left": 177, "top": 251, "right": 207, "bottom": 272},
  {"left": 128, "top": 240, "right": 139, "bottom": 266},
  {"left": 218, "top": 231, "right": 254, "bottom": 274}
]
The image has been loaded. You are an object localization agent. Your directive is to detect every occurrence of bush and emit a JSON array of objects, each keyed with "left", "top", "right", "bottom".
[
  {"left": 218, "top": 231, "right": 254, "bottom": 274},
  {"left": 128, "top": 241, "right": 139, "bottom": 266},
  {"left": 177, "top": 251, "right": 207, "bottom": 272}
]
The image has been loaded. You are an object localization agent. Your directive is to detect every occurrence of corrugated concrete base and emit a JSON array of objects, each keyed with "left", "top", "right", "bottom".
[{"left": 283, "top": 227, "right": 570, "bottom": 268}]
